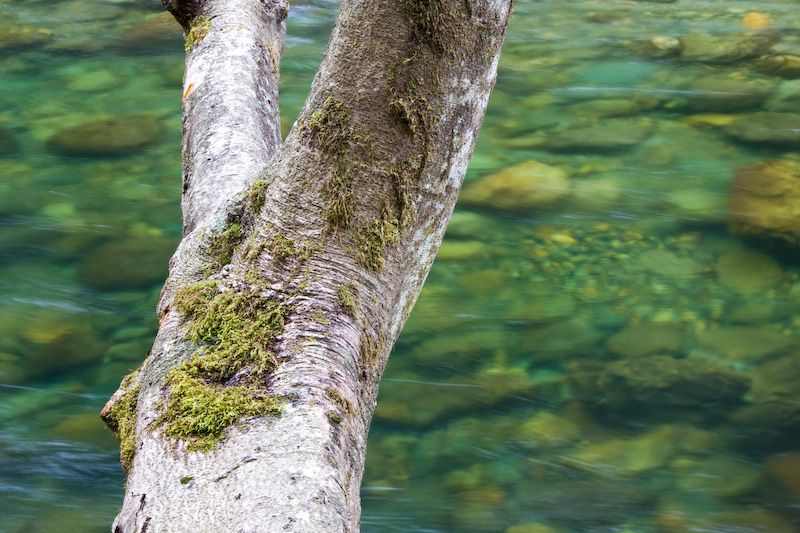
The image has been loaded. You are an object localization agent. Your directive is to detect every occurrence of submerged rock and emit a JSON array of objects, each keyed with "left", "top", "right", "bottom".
[
  {"left": 45, "top": 114, "right": 163, "bottom": 157},
  {"left": 541, "top": 119, "right": 654, "bottom": 152},
  {"left": 0, "top": 127, "right": 21, "bottom": 157},
  {"left": 696, "top": 326, "right": 795, "bottom": 361},
  {"left": 569, "top": 356, "right": 750, "bottom": 413},
  {"left": 563, "top": 425, "right": 690, "bottom": 477},
  {"left": 606, "top": 323, "right": 686, "bottom": 358},
  {"left": 516, "top": 411, "right": 581, "bottom": 450},
  {"left": 729, "top": 159, "right": 800, "bottom": 244},
  {"left": 683, "top": 76, "right": 775, "bottom": 112},
  {"left": 638, "top": 249, "right": 709, "bottom": 278},
  {"left": 732, "top": 355, "right": 800, "bottom": 430},
  {"left": 459, "top": 161, "right": 570, "bottom": 212},
  {"left": 0, "top": 25, "right": 54, "bottom": 49},
  {"left": 723, "top": 112, "right": 800, "bottom": 146},
  {"left": 680, "top": 31, "right": 779, "bottom": 64},
  {"left": 77, "top": 237, "right": 175, "bottom": 290},
  {"left": 714, "top": 247, "right": 786, "bottom": 293},
  {"left": 672, "top": 455, "right": 762, "bottom": 498},
  {"left": 756, "top": 55, "right": 800, "bottom": 79},
  {"left": 565, "top": 97, "right": 659, "bottom": 119},
  {"left": 114, "top": 11, "right": 184, "bottom": 51},
  {"left": 374, "top": 366, "right": 562, "bottom": 428}
]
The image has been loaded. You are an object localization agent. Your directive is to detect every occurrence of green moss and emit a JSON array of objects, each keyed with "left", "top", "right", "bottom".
[
  {"left": 158, "top": 281, "right": 287, "bottom": 451},
  {"left": 180, "top": 476, "right": 194, "bottom": 484},
  {"left": 337, "top": 282, "right": 358, "bottom": 317},
  {"left": 270, "top": 233, "right": 313, "bottom": 263},
  {"left": 307, "top": 97, "right": 351, "bottom": 154},
  {"left": 102, "top": 381, "right": 141, "bottom": 472},
  {"left": 249, "top": 179, "right": 270, "bottom": 213},
  {"left": 324, "top": 170, "right": 354, "bottom": 229},
  {"left": 326, "top": 411, "right": 342, "bottom": 424},
  {"left": 305, "top": 97, "right": 357, "bottom": 231},
  {"left": 326, "top": 386, "right": 354, "bottom": 416},
  {"left": 353, "top": 206, "right": 400, "bottom": 271},
  {"left": 206, "top": 219, "right": 243, "bottom": 273},
  {"left": 184, "top": 16, "right": 211, "bottom": 52},
  {"left": 398, "top": 0, "right": 473, "bottom": 56},
  {"left": 311, "top": 309, "right": 329, "bottom": 325},
  {"left": 160, "top": 370, "right": 280, "bottom": 452}
]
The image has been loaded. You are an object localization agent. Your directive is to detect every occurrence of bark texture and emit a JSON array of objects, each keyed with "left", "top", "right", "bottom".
[{"left": 102, "top": 0, "right": 511, "bottom": 531}]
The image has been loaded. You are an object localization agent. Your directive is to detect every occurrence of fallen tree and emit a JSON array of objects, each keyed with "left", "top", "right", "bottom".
[{"left": 101, "top": 0, "right": 511, "bottom": 530}]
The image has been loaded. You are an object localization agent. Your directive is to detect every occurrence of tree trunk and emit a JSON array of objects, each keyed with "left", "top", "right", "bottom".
[{"left": 101, "top": 0, "right": 511, "bottom": 531}]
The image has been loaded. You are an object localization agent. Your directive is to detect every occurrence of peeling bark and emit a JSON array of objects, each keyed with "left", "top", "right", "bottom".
[{"left": 103, "top": 0, "right": 511, "bottom": 531}]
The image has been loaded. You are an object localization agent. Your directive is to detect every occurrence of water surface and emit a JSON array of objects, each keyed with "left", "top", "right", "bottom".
[{"left": 2, "top": 0, "right": 800, "bottom": 531}]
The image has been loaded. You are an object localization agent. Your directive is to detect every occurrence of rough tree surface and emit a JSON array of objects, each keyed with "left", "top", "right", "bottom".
[{"left": 101, "top": 0, "right": 511, "bottom": 531}]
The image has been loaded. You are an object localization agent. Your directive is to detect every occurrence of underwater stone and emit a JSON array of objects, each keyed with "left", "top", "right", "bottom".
[
  {"left": 66, "top": 70, "right": 122, "bottom": 92},
  {"left": 459, "top": 161, "right": 570, "bottom": 212},
  {"left": 569, "top": 356, "right": 750, "bottom": 413},
  {"left": 563, "top": 425, "right": 687, "bottom": 476},
  {"left": 26, "top": 326, "right": 105, "bottom": 377},
  {"left": 672, "top": 455, "right": 762, "bottom": 498},
  {"left": 723, "top": 112, "right": 800, "bottom": 146},
  {"left": 520, "top": 316, "right": 605, "bottom": 363},
  {"left": 52, "top": 412, "right": 119, "bottom": 446},
  {"left": 696, "top": 326, "right": 795, "bottom": 361},
  {"left": 565, "top": 97, "right": 660, "bottom": 119},
  {"left": 506, "top": 524, "right": 563, "bottom": 533},
  {"left": 516, "top": 411, "right": 581, "bottom": 450},
  {"left": 0, "top": 26, "right": 54, "bottom": 49},
  {"left": 435, "top": 239, "right": 490, "bottom": 260},
  {"left": 606, "top": 323, "right": 686, "bottom": 358},
  {"left": 77, "top": 236, "right": 176, "bottom": 290},
  {"left": 764, "top": 453, "right": 800, "bottom": 502},
  {"left": 0, "top": 127, "right": 21, "bottom": 157},
  {"left": 114, "top": 11, "right": 183, "bottom": 51},
  {"left": 756, "top": 55, "right": 800, "bottom": 79},
  {"left": 714, "top": 247, "right": 786, "bottom": 293},
  {"left": 683, "top": 76, "right": 775, "bottom": 112},
  {"left": 729, "top": 159, "right": 800, "bottom": 244},
  {"left": 638, "top": 249, "right": 709, "bottom": 278},
  {"left": 680, "top": 31, "right": 779, "bottom": 64},
  {"left": 732, "top": 355, "right": 800, "bottom": 429},
  {"left": 541, "top": 119, "right": 654, "bottom": 152},
  {"left": 45, "top": 114, "right": 163, "bottom": 157}
]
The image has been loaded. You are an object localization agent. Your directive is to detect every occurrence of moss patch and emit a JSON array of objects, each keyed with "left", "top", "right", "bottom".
[
  {"left": 326, "top": 386, "right": 354, "bottom": 416},
  {"left": 398, "top": 0, "right": 479, "bottom": 57},
  {"left": 270, "top": 233, "right": 313, "bottom": 263},
  {"left": 353, "top": 205, "right": 401, "bottom": 271},
  {"left": 337, "top": 281, "right": 358, "bottom": 317},
  {"left": 206, "top": 219, "right": 243, "bottom": 273},
  {"left": 158, "top": 281, "right": 286, "bottom": 451},
  {"left": 307, "top": 97, "right": 351, "bottom": 154},
  {"left": 324, "top": 170, "right": 354, "bottom": 229},
  {"left": 248, "top": 179, "right": 270, "bottom": 213},
  {"left": 102, "top": 379, "right": 141, "bottom": 472},
  {"left": 184, "top": 16, "right": 211, "bottom": 52},
  {"left": 305, "top": 97, "right": 356, "bottom": 231}
]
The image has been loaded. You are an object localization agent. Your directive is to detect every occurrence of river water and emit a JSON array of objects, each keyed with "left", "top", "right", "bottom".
[{"left": 2, "top": 0, "right": 800, "bottom": 531}]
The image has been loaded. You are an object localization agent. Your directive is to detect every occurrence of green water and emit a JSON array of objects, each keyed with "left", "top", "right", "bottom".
[{"left": 3, "top": 0, "right": 800, "bottom": 531}]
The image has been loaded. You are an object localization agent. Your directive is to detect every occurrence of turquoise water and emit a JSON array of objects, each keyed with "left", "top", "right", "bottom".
[{"left": 3, "top": 0, "right": 800, "bottom": 531}]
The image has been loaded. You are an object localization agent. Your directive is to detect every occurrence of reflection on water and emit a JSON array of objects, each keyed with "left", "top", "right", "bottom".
[{"left": 2, "top": 0, "right": 800, "bottom": 531}]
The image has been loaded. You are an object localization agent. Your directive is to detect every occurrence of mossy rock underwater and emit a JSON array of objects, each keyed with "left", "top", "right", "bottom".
[
  {"left": 45, "top": 114, "right": 164, "bottom": 157},
  {"left": 77, "top": 237, "right": 176, "bottom": 290}
]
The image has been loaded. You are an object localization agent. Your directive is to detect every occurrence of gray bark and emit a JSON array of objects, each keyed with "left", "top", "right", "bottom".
[{"left": 102, "top": 0, "right": 511, "bottom": 531}]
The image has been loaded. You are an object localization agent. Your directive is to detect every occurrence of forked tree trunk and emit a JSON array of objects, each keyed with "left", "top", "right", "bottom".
[{"left": 101, "top": 0, "right": 511, "bottom": 531}]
